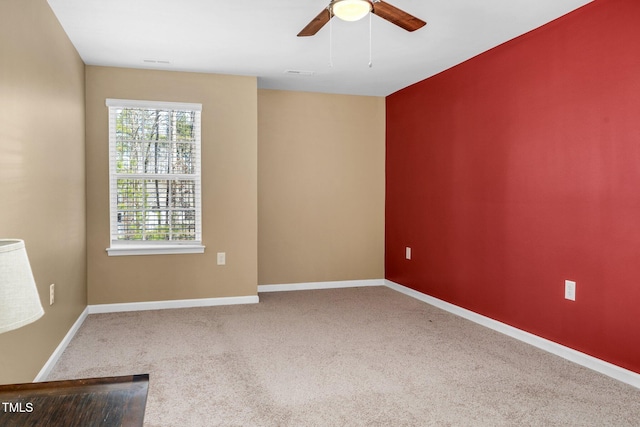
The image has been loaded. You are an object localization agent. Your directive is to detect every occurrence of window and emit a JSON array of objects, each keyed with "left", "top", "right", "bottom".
[{"left": 106, "top": 99, "right": 205, "bottom": 256}]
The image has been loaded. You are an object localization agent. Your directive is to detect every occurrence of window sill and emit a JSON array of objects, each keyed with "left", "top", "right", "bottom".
[{"left": 106, "top": 244, "right": 206, "bottom": 257}]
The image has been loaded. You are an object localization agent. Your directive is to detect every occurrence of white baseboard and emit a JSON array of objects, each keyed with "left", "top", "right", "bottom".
[
  {"left": 258, "top": 279, "right": 385, "bottom": 293},
  {"left": 34, "top": 307, "right": 89, "bottom": 382},
  {"left": 88, "top": 295, "right": 259, "bottom": 314},
  {"left": 37, "top": 280, "right": 639, "bottom": 390},
  {"left": 385, "top": 280, "right": 640, "bottom": 390}
]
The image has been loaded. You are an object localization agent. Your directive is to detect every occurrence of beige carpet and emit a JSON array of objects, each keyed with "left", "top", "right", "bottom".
[{"left": 47, "top": 287, "right": 640, "bottom": 426}]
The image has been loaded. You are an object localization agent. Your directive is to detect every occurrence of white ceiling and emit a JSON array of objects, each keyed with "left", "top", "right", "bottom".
[{"left": 47, "top": 0, "right": 593, "bottom": 97}]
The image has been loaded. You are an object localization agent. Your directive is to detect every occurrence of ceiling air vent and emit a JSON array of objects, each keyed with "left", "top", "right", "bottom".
[
  {"left": 284, "top": 70, "right": 314, "bottom": 76},
  {"left": 143, "top": 59, "right": 171, "bottom": 64}
]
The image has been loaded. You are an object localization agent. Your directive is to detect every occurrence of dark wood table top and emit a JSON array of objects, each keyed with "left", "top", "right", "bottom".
[{"left": 0, "top": 374, "right": 149, "bottom": 427}]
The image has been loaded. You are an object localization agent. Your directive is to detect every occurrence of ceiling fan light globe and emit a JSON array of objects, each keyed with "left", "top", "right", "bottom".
[{"left": 332, "top": 0, "right": 372, "bottom": 22}]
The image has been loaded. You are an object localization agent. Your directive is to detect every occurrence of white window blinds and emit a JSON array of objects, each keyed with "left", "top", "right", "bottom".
[{"left": 106, "top": 99, "right": 203, "bottom": 255}]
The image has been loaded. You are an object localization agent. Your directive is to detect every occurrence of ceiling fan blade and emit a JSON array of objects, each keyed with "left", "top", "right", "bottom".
[
  {"left": 297, "top": 8, "right": 332, "bottom": 37},
  {"left": 372, "top": 1, "right": 426, "bottom": 32}
]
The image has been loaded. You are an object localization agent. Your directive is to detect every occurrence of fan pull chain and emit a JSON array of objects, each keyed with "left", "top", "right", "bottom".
[
  {"left": 329, "top": 12, "right": 333, "bottom": 68},
  {"left": 368, "top": 12, "right": 372, "bottom": 68}
]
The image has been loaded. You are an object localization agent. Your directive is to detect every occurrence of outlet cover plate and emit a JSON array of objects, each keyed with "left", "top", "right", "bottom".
[
  {"left": 217, "top": 252, "right": 226, "bottom": 266},
  {"left": 565, "top": 280, "right": 576, "bottom": 301}
]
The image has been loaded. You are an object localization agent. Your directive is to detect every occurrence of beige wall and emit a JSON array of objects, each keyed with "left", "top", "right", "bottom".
[
  {"left": 258, "top": 90, "right": 385, "bottom": 285},
  {"left": 0, "top": 0, "right": 86, "bottom": 384},
  {"left": 86, "top": 67, "right": 258, "bottom": 304}
]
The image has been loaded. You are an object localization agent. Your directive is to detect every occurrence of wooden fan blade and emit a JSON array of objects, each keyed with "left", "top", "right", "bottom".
[
  {"left": 372, "top": 1, "right": 426, "bottom": 32},
  {"left": 297, "top": 8, "right": 332, "bottom": 37}
]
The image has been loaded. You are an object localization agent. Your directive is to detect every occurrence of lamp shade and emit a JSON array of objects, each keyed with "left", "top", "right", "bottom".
[
  {"left": 332, "top": 0, "right": 372, "bottom": 22},
  {"left": 0, "top": 239, "right": 44, "bottom": 334}
]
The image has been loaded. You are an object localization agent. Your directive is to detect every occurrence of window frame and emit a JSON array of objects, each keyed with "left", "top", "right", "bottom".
[{"left": 105, "top": 99, "right": 205, "bottom": 256}]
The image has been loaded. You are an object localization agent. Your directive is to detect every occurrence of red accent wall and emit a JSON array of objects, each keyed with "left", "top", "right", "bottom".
[{"left": 385, "top": 0, "right": 640, "bottom": 374}]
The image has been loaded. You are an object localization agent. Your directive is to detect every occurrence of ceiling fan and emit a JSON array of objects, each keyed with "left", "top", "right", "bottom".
[{"left": 298, "top": 0, "right": 426, "bottom": 37}]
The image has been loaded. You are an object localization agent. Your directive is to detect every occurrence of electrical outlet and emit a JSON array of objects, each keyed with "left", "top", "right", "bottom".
[
  {"left": 565, "top": 280, "right": 576, "bottom": 301},
  {"left": 217, "top": 252, "right": 226, "bottom": 266},
  {"left": 50, "top": 284, "right": 55, "bottom": 305},
  {"left": 405, "top": 247, "right": 412, "bottom": 260}
]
